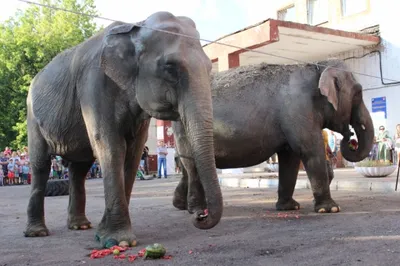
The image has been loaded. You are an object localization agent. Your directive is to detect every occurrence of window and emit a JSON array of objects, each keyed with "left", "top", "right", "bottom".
[
  {"left": 277, "top": 5, "right": 296, "bottom": 22},
  {"left": 307, "top": 0, "right": 329, "bottom": 25},
  {"left": 341, "top": 0, "right": 368, "bottom": 17}
]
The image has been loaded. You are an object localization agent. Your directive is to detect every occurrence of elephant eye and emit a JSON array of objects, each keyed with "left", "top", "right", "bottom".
[{"left": 164, "top": 62, "right": 179, "bottom": 80}]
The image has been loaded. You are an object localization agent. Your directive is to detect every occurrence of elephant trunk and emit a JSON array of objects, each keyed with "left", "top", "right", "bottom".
[
  {"left": 179, "top": 80, "right": 223, "bottom": 230},
  {"left": 340, "top": 102, "right": 374, "bottom": 162}
]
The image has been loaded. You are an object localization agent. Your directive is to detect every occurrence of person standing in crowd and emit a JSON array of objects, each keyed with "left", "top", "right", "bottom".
[
  {"left": 174, "top": 149, "right": 181, "bottom": 174},
  {"left": 393, "top": 124, "right": 400, "bottom": 165},
  {"left": 14, "top": 158, "right": 20, "bottom": 184},
  {"left": 322, "top": 130, "right": 335, "bottom": 184},
  {"left": 141, "top": 146, "right": 149, "bottom": 175},
  {"left": 19, "top": 154, "right": 27, "bottom": 179},
  {"left": 7, "top": 158, "right": 15, "bottom": 185},
  {"left": 328, "top": 131, "right": 337, "bottom": 168},
  {"left": 4, "top": 147, "right": 11, "bottom": 156},
  {"left": 369, "top": 136, "right": 379, "bottom": 160},
  {"left": 0, "top": 152, "right": 9, "bottom": 185},
  {"left": 157, "top": 140, "right": 168, "bottom": 179},
  {"left": 22, "top": 161, "right": 30, "bottom": 185},
  {"left": 22, "top": 146, "right": 29, "bottom": 161},
  {"left": 0, "top": 164, "right": 4, "bottom": 186},
  {"left": 50, "top": 156, "right": 59, "bottom": 179},
  {"left": 56, "top": 156, "right": 63, "bottom": 178},
  {"left": 376, "top": 125, "right": 392, "bottom": 162}
]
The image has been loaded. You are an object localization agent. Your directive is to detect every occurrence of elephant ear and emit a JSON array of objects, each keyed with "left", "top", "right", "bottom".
[
  {"left": 100, "top": 22, "right": 143, "bottom": 90},
  {"left": 318, "top": 67, "right": 338, "bottom": 111}
]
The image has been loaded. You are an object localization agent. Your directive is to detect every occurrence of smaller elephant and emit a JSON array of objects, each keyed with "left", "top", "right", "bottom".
[{"left": 172, "top": 60, "right": 374, "bottom": 214}]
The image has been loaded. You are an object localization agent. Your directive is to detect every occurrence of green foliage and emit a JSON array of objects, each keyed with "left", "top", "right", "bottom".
[
  {"left": 0, "top": 0, "right": 101, "bottom": 149},
  {"left": 355, "top": 159, "right": 393, "bottom": 167}
]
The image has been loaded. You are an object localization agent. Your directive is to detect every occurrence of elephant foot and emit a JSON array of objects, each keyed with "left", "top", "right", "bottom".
[
  {"left": 172, "top": 193, "right": 188, "bottom": 211},
  {"left": 314, "top": 199, "right": 341, "bottom": 213},
  {"left": 24, "top": 222, "right": 49, "bottom": 237},
  {"left": 276, "top": 198, "right": 300, "bottom": 211},
  {"left": 95, "top": 223, "right": 137, "bottom": 248},
  {"left": 68, "top": 215, "right": 92, "bottom": 230}
]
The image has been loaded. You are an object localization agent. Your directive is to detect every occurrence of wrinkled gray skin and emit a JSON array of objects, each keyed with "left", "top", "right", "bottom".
[
  {"left": 24, "top": 11, "right": 223, "bottom": 247},
  {"left": 173, "top": 60, "right": 374, "bottom": 214}
]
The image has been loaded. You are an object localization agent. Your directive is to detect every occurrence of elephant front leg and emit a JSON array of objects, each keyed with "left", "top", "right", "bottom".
[
  {"left": 67, "top": 161, "right": 93, "bottom": 230},
  {"left": 302, "top": 151, "right": 340, "bottom": 214},
  {"left": 94, "top": 140, "right": 136, "bottom": 248},
  {"left": 24, "top": 125, "right": 51, "bottom": 237},
  {"left": 275, "top": 148, "right": 301, "bottom": 211}
]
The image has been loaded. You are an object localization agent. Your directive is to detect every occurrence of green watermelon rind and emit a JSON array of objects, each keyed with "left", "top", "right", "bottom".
[{"left": 144, "top": 243, "right": 166, "bottom": 259}]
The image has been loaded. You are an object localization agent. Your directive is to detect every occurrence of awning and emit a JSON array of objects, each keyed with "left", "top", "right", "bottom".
[{"left": 203, "top": 19, "right": 380, "bottom": 70}]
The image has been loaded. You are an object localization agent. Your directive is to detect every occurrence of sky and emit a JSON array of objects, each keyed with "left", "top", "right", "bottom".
[{"left": 0, "top": 0, "right": 279, "bottom": 44}]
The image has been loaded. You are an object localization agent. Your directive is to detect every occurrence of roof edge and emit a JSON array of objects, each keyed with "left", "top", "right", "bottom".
[{"left": 202, "top": 18, "right": 380, "bottom": 48}]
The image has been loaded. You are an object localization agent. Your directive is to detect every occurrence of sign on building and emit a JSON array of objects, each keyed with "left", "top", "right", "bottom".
[{"left": 371, "top": 97, "right": 387, "bottom": 119}]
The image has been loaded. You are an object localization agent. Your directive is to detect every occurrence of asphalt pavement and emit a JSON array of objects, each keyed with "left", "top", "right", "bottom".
[{"left": 0, "top": 175, "right": 400, "bottom": 266}]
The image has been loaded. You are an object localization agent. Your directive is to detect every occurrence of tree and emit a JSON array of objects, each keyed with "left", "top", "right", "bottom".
[{"left": 0, "top": 0, "right": 101, "bottom": 149}]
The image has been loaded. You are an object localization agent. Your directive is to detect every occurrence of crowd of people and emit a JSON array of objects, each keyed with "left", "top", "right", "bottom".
[
  {"left": 2, "top": 124, "right": 399, "bottom": 186},
  {"left": 369, "top": 124, "right": 400, "bottom": 164},
  {"left": 0, "top": 147, "right": 103, "bottom": 186},
  {"left": 0, "top": 147, "right": 30, "bottom": 186}
]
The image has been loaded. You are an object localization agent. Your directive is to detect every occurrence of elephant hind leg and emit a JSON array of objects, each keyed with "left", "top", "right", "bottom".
[
  {"left": 67, "top": 160, "right": 94, "bottom": 230},
  {"left": 24, "top": 122, "right": 51, "bottom": 237},
  {"left": 275, "top": 148, "right": 301, "bottom": 211}
]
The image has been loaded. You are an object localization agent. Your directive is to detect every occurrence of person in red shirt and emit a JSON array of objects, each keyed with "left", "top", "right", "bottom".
[{"left": 4, "top": 147, "right": 11, "bottom": 156}]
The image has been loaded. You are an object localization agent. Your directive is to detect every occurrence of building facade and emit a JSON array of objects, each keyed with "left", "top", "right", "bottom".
[
  {"left": 207, "top": 0, "right": 400, "bottom": 138},
  {"left": 147, "top": 0, "right": 399, "bottom": 172}
]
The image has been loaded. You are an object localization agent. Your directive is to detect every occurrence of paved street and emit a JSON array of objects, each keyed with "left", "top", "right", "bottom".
[
  {"left": 218, "top": 168, "right": 400, "bottom": 192},
  {"left": 1, "top": 175, "right": 400, "bottom": 266}
]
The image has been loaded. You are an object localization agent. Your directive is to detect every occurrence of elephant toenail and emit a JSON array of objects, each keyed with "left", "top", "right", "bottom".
[
  {"left": 131, "top": 240, "right": 137, "bottom": 247},
  {"left": 119, "top": 241, "right": 129, "bottom": 248},
  {"left": 105, "top": 239, "right": 118, "bottom": 248},
  {"left": 318, "top": 208, "right": 326, "bottom": 213},
  {"left": 331, "top": 207, "right": 339, "bottom": 213},
  {"left": 80, "top": 225, "right": 88, "bottom": 230},
  {"left": 72, "top": 225, "right": 79, "bottom": 230}
]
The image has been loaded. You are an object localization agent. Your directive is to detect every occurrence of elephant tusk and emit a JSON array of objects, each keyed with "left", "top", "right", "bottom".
[{"left": 361, "top": 124, "right": 366, "bottom": 130}]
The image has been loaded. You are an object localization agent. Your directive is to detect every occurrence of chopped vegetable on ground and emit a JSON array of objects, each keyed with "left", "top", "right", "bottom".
[{"left": 89, "top": 243, "right": 171, "bottom": 262}]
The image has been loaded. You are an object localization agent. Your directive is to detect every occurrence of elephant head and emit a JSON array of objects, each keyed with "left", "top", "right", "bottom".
[
  {"left": 99, "top": 12, "right": 222, "bottom": 229},
  {"left": 318, "top": 60, "right": 374, "bottom": 162}
]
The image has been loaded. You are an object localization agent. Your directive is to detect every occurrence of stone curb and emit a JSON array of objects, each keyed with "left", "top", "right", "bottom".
[{"left": 217, "top": 176, "right": 400, "bottom": 193}]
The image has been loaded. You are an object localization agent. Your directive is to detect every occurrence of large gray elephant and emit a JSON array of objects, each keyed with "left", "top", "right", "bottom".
[
  {"left": 172, "top": 60, "right": 373, "bottom": 214},
  {"left": 24, "top": 11, "right": 222, "bottom": 247}
]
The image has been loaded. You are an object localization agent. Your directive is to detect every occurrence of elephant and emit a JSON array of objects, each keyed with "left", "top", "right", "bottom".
[
  {"left": 172, "top": 60, "right": 374, "bottom": 214},
  {"left": 24, "top": 11, "right": 222, "bottom": 248}
]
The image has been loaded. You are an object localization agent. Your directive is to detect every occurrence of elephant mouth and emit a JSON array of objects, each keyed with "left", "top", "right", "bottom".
[{"left": 146, "top": 110, "right": 180, "bottom": 121}]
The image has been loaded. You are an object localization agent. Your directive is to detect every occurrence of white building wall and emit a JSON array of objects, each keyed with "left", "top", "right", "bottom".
[
  {"left": 146, "top": 118, "right": 158, "bottom": 155},
  {"left": 330, "top": 0, "right": 400, "bottom": 138}
]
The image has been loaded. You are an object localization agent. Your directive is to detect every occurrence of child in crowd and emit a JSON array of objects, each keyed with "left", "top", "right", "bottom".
[
  {"left": 0, "top": 166, "right": 4, "bottom": 186},
  {"left": 22, "top": 161, "right": 30, "bottom": 185},
  {"left": 7, "top": 159, "right": 15, "bottom": 185},
  {"left": 14, "top": 158, "right": 20, "bottom": 184}
]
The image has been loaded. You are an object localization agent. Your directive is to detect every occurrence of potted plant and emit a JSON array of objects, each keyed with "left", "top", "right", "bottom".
[{"left": 354, "top": 159, "right": 397, "bottom": 178}]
